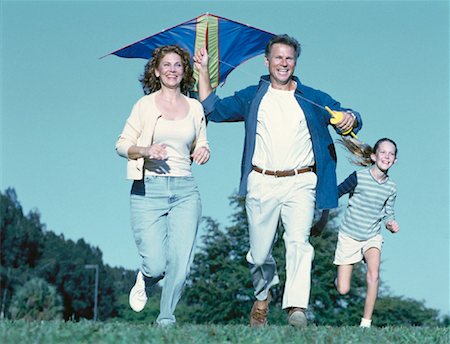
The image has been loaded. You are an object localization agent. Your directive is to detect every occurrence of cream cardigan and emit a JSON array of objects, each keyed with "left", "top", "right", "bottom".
[{"left": 116, "top": 92, "right": 209, "bottom": 180}]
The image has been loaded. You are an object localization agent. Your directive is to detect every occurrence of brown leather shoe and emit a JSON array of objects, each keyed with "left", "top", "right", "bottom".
[
  {"left": 250, "top": 293, "right": 271, "bottom": 327},
  {"left": 287, "top": 307, "right": 307, "bottom": 328}
]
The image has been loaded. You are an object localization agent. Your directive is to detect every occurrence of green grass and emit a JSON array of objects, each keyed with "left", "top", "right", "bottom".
[{"left": 1, "top": 320, "right": 448, "bottom": 344}]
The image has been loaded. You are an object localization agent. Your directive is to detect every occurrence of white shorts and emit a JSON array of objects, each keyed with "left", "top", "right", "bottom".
[{"left": 333, "top": 232, "right": 383, "bottom": 265}]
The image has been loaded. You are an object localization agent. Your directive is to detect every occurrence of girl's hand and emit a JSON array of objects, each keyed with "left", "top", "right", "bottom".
[
  {"left": 386, "top": 220, "right": 400, "bottom": 233},
  {"left": 311, "top": 210, "right": 329, "bottom": 237},
  {"left": 142, "top": 144, "right": 168, "bottom": 160},
  {"left": 191, "top": 146, "right": 210, "bottom": 165}
]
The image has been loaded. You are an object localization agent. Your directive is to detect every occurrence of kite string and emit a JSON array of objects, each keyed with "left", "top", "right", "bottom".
[
  {"left": 217, "top": 59, "right": 326, "bottom": 111},
  {"left": 216, "top": 58, "right": 358, "bottom": 138}
]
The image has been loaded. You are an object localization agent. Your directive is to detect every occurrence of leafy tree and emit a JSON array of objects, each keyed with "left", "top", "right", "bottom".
[
  {"left": 0, "top": 188, "right": 44, "bottom": 269},
  {"left": 105, "top": 266, "right": 137, "bottom": 296},
  {"left": 179, "top": 196, "right": 254, "bottom": 324},
  {"left": 308, "top": 210, "right": 367, "bottom": 326},
  {"left": 36, "top": 234, "right": 117, "bottom": 320},
  {"left": 2, "top": 188, "right": 444, "bottom": 324},
  {"left": 1, "top": 188, "right": 46, "bottom": 318},
  {"left": 374, "top": 295, "right": 441, "bottom": 326},
  {"left": 9, "top": 277, "right": 63, "bottom": 320},
  {"left": 181, "top": 196, "right": 362, "bottom": 325},
  {"left": 1, "top": 188, "right": 120, "bottom": 321}
]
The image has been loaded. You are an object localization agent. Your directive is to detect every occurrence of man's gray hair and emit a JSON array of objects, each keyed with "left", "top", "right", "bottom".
[{"left": 265, "top": 34, "right": 301, "bottom": 59}]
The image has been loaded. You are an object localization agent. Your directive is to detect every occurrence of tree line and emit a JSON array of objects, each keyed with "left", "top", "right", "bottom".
[{"left": 1, "top": 188, "right": 447, "bottom": 326}]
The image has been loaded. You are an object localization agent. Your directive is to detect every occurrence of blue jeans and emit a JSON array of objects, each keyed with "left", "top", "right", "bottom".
[{"left": 130, "top": 176, "right": 201, "bottom": 325}]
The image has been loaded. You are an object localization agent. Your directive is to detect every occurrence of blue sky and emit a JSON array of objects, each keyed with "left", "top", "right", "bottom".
[{"left": 1, "top": 1, "right": 449, "bottom": 317}]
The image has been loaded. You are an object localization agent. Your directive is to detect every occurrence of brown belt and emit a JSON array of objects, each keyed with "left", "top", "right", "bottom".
[{"left": 252, "top": 165, "right": 314, "bottom": 177}]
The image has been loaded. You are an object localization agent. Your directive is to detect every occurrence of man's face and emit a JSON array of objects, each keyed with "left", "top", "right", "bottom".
[{"left": 265, "top": 43, "right": 297, "bottom": 88}]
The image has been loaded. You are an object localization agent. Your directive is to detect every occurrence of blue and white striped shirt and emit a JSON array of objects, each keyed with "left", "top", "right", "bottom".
[{"left": 338, "top": 168, "right": 397, "bottom": 241}]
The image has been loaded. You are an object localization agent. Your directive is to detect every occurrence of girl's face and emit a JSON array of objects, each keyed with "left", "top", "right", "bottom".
[
  {"left": 155, "top": 52, "right": 184, "bottom": 90},
  {"left": 371, "top": 141, "right": 397, "bottom": 172}
]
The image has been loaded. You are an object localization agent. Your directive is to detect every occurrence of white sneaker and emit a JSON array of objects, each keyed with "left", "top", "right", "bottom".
[
  {"left": 129, "top": 271, "right": 148, "bottom": 312},
  {"left": 360, "top": 318, "right": 372, "bottom": 328}
]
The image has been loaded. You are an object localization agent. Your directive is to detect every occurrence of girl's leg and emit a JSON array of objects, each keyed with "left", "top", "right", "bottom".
[
  {"left": 362, "top": 247, "right": 381, "bottom": 321},
  {"left": 336, "top": 264, "right": 353, "bottom": 295}
]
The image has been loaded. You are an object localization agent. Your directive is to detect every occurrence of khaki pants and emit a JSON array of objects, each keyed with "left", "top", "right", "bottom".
[{"left": 245, "top": 170, "right": 317, "bottom": 309}]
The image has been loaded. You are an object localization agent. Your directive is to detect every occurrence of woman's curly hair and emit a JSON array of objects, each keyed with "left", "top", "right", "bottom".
[
  {"left": 139, "top": 45, "right": 195, "bottom": 95},
  {"left": 338, "top": 137, "right": 398, "bottom": 167}
]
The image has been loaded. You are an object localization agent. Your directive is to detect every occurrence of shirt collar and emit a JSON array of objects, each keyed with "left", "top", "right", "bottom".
[{"left": 259, "top": 75, "right": 304, "bottom": 94}]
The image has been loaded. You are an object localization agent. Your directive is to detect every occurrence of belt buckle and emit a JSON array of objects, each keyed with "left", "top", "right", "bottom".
[{"left": 274, "top": 170, "right": 281, "bottom": 178}]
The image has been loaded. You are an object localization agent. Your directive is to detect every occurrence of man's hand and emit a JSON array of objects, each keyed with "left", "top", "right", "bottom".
[
  {"left": 193, "top": 46, "right": 213, "bottom": 101},
  {"left": 193, "top": 46, "right": 209, "bottom": 72},
  {"left": 326, "top": 106, "right": 357, "bottom": 137},
  {"left": 335, "top": 111, "right": 357, "bottom": 135}
]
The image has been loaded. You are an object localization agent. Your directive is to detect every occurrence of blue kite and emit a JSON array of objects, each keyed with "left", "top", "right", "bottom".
[{"left": 105, "top": 13, "right": 275, "bottom": 90}]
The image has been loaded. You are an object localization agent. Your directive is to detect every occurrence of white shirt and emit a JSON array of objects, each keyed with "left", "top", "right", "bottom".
[{"left": 252, "top": 85, "right": 315, "bottom": 171}]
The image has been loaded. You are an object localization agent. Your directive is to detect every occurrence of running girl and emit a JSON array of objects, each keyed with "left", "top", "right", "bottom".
[{"left": 334, "top": 138, "right": 400, "bottom": 328}]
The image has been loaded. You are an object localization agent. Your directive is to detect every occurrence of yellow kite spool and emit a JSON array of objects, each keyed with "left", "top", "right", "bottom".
[{"left": 325, "top": 106, "right": 357, "bottom": 138}]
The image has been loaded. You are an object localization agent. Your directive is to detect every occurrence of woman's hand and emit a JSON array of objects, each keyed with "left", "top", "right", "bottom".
[
  {"left": 191, "top": 146, "right": 210, "bottom": 165},
  {"left": 141, "top": 144, "right": 168, "bottom": 160}
]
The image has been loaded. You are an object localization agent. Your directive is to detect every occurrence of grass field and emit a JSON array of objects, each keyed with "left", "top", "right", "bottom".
[{"left": 0, "top": 320, "right": 449, "bottom": 344}]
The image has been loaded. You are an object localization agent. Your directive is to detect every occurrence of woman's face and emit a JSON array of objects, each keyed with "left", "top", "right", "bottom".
[{"left": 155, "top": 52, "right": 184, "bottom": 90}]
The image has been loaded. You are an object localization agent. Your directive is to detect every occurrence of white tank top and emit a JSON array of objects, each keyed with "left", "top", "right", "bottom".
[{"left": 144, "top": 113, "right": 195, "bottom": 176}]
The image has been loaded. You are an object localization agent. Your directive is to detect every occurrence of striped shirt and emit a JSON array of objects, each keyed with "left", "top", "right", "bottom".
[{"left": 338, "top": 168, "right": 397, "bottom": 241}]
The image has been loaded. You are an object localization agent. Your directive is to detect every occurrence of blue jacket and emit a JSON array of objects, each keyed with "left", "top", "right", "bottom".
[{"left": 202, "top": 75, "right": 362, "bottom": 209}]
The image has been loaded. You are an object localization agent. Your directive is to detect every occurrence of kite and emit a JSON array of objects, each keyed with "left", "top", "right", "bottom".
[{"left": 105, "top": 13, "right": 275, "bottom": 90}]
